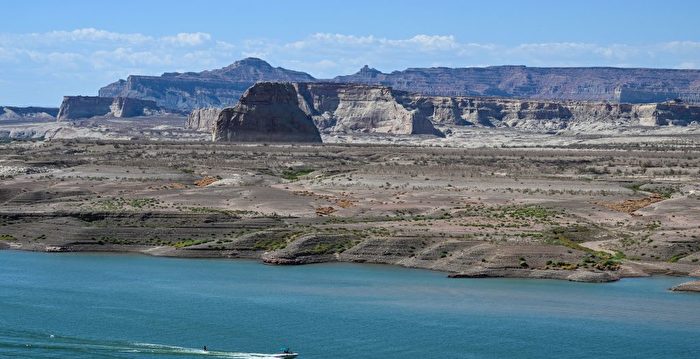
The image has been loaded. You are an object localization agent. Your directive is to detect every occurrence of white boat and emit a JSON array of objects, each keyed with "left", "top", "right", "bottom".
[{"left": 270, "top": 353, "right": 298, "bottom": 358}]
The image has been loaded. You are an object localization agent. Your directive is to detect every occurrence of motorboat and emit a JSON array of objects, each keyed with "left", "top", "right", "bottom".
[
  {"left": 270, "top": 352, "right": 298, "bottom": 358},
  {"left": 270, "top": 348, "right": 298, "bottom": 358}
]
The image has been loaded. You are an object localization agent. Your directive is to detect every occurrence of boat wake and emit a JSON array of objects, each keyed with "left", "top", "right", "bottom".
[
  {"left": 131, "top": 342, "right": 290, "bottom": 358},
  {"left": 0, "top": 329, "right": 290, "bottom": 358}
]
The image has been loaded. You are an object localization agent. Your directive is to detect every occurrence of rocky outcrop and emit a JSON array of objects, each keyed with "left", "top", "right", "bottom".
[
  {"left": 213, "top": 82, "right": 700, "bottom": 137},
  {"left": 213, "top": 82, "right": 322, "bottom": 143},
  {"left": 1, "top": 107, "right": 58, "bottom": 121},
  {"left": 109, "top": 97, "right": 163, "bottom": 118},
  {"left": 186, "top": 108, "right": 222, "bottom": 131},
  {"left": 57, "top": 96, "right": 164, "bottom": 121},
  {"left": 671, "top": 281, "right": 700, "bottom": 293},
  {"left": 397, "top": 96, "right": 700, "bottom": 131},
  {"left": 334, "top": 65, "right": 700, "bottom": 104},
  {"left": 294, "top": 83, "right": 444, "bottom": 136},
  {"left": 100, "top": 58, "right": 316, "bottom": 111},
  {"left": 57, "top": 96, "right": 113, "bottom": 120},
  {"left": 212, "top": 82, "right": 443, "bottom": 140}
]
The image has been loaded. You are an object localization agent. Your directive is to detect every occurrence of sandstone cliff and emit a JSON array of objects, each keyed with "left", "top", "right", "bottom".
[
  {"left": 410, "top": 97, "right": 700, "bottom": 130},
  {"left": 57, "top": 96, "right": 164, "bottom": 121},
  {"left": 100, "top": 58, "right": 315, "bottom": 111},
  {"left": 334, "top": 65, "right": 700, "bottom": 104},
  {"left": 212, "top": 82, "right": 322, "bottom": 143},
  {"left": 294, "top": 83, "right": 444, "bottom": 137},
  {"left": 211, "top": 82, "right": 700, "bottom": 137},
  {"left": 186, "top": 108, "right": 222, "bottom": 131},
  {"left": 97, "top": 59, "right": 700, "bottom": 115}
]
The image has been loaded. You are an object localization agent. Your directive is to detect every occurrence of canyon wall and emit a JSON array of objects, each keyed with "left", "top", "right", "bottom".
[
  {"left": 411, "top": 97, "right": 700, "bottom": 130},
  {"left": 208, "top": 82, "right": 700, "bottom": 139},
  {"left": 334, "top": 65, "right": 700, "bottom": 104},
  {"left": 293, "top": 83, "right": 444, "bottom": 137}
]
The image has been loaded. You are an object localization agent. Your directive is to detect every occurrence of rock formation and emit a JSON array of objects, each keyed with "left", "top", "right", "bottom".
[
  {"left": 211, "top": 82, "right": 444, "bottom": 138},
  {"left": 96, "top": 59, "right": 700, "bottom": 115},
  {"left": 57, "top": 96, "right": 164, "bottom": 121},
  {"left": 211, "top": 82, "right": 700, "bottom": 137},
  {"left": 334, "top": 65, "right": 700, "bottom": 104},
  {"left": 100, "top": 58, "right": 315, "bottom": 111},
  {"left": 671, "top": 281, "right": 700, "bottom": 293},
  {"left": 186, "top": 108, "right": 222, "bottom": 131},
  {"left": 405, "top": 97, "right": 700, "bottom": 131},
  {"left": 0, "top": 106, "right": 58, "bottom": 121},
  {"left": 294, "top": 83, "right": 444, "bottom": 137},
  {"left": 212, "top": 82, "right": 322, "bottom": 143},
  {"left": 57, "top": 96, "right": 113, "bottom": 120}
]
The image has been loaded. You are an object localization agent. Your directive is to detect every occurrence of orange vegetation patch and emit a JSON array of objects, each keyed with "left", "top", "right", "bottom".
[
  {"left": 335, "top": 198, "right": 356, "bottom": 208},
  {"left": 194, "top": 176, "right": 219, "bottom": 187},
  {"left": 597, "top": 194, "right": 664, "bottom": 214},
  {"left": 168, "top": 183, "right": 187, "bottom": 190},
  {"left": 315, "top": 206, "right": 337, "bottom": 216}
]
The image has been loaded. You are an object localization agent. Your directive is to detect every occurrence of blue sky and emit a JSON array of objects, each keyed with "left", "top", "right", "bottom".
[{"left": 2, "top": 0, "right": 700, "bottom": 106}]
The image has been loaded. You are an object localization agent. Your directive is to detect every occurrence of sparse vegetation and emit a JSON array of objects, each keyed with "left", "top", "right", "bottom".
[
  {"left": 173, "top": 239, "right": 208, "bottom": 248},
  {"left": 0, "top": 234, "right": 16, "bottom": 241},
  {"left": 1, "top": 139, "right": 698, "bottom": 281},
  {"left": 281, "top": 168, "right": 315, "bottom": 181}
]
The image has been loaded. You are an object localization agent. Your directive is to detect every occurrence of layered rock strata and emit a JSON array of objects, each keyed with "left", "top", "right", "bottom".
[
  {"left": 294, "top": 83, "right": 444, "bottom": 136},
  {"left": 0, "top": 107, "right": 58, "bottom": 121},
  {"left": 335, "top": 65, "right": 700, "bottom": 104},
  {"left": 186, "top": 108, "right": 222, "bottom": 131},
  {"left": 411, "top": 97, "right": 700, "bottom": 130},
  {"left": 212, "top": 82, "right": 322, "bottom": 143},
  {"left": 99, "top": 59, "right": 700, "bottom": 113},
  {"left": 211, "top": 82, "right": 700, "bottom": 137},
  {"left": 211, "top": 82, "right": 444, "bottom": 139},
  {"left": 100, "top": 57, "right": 315, "bottom": 111},
  {"left": 57, "top": 96, "right": 164, "bottom": 120}
]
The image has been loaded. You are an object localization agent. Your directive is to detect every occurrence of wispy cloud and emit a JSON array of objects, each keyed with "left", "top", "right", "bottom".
[
  {"left": 246, "top": 33, "right": 700, "bottom": 76},
  {"left": 2, "top": 28, "right": 699, "bottom": 79},
  {"left": 0, "top": 28, "right": 235, "bottom": 79},
  {"left": 1, "top": 28, "right": 699, "bottom": 105}
]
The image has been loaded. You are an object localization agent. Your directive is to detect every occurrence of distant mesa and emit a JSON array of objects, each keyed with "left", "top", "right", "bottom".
[
  {"left": 1, "top": 106, "right": 58, "bottom": 121},
  {"left": 57, "top": 96, "right": 165, "bottom": 121},
  {"left": 99, "top": 57, "right": 316, "bottom": 112},
  {"left": 97, "top": 58, "right": 700, "bottom": 116},
  {"left": 333, "top": 65, "right": 700, "bottom": 104}
]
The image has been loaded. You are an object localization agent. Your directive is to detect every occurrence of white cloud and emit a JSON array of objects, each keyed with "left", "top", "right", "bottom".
[
  {"left": 241, "top": 33, "right": 700, "bottom": 76},
  {"left": 163, "top": 32, "right": 212, "bottom": 46},
  {"left": 0, "top": 28, "right": 235, "bottom": 78},
  {"left": 1, "top": 28, "right": 699, "bottom": 105},
  {"left": 65, "top": 28, "right": 150, "bottom": 42}
]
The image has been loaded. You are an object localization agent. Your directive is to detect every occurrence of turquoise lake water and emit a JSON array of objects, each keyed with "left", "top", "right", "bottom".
[{"left": 0, "top": 250, "right": 698, "bottom": 358}]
